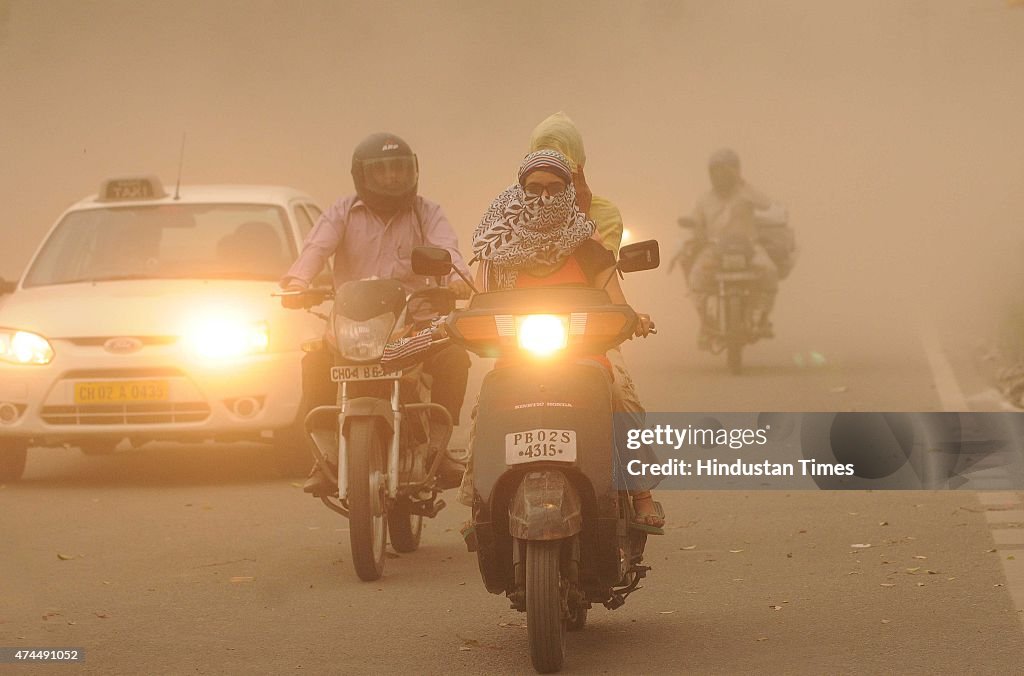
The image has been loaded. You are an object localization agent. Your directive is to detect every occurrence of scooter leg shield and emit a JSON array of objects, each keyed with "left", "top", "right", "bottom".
[{"left": 508, "top": 470, "right": 583, "bottom": 541}]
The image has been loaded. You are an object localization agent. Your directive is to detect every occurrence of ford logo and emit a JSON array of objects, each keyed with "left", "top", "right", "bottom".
[{"left": 103, "top": 337, "right": 143, "bottom": 354}]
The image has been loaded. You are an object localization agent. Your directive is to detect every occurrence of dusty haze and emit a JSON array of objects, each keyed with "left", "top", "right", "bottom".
[{"left": 1, "top": 0, "right": 1022, "bottom": 366}]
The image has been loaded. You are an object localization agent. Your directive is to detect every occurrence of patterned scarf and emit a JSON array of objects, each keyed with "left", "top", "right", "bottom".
[{"left": 472, "top": 150, "right": 595, "bottom": 290}]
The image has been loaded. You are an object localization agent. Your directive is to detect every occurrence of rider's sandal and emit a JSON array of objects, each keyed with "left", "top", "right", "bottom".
[
  {"left": 460, "top": 521, "right": 479, "bottom": 552},
  {"left": 630, "top": 492, "right": 666, "bottom": 536},
  {"left": 302, "top": 462, "right": 332, "bottom": 496}
]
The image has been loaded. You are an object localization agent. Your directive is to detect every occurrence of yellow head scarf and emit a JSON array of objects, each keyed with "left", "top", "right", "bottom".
[{"left": 528, "top": 112, "right": 623, "bottom": 255}]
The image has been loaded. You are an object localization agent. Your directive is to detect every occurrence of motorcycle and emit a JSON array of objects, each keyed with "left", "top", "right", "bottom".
[
  {"left": 412, "top": 241, "right": 661, "bottom": 674},
  {"left": 278, "top": 276, "right": 468, "bottom": 581},
  {"left": 678, "top": 218, "right": 787, "bottom": 375}
]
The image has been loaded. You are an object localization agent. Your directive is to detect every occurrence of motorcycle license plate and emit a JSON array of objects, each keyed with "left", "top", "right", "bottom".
[
  {"left": 505, "top": 429, "right": 577, "bottom": 465},
  {"left": 330, "top": 365, "right": 397, "bottom": 382}
]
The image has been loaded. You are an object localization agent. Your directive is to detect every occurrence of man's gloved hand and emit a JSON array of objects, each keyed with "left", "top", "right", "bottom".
[{"left": 280, "top": 284, "right": 312, "bottom": 310}]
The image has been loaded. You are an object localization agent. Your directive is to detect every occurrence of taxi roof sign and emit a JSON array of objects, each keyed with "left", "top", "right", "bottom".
[{"left": 97, "top": 176, "right": 167, "bottom": 202}]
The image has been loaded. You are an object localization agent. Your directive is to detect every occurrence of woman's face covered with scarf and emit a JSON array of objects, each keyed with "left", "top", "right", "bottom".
[{"left": 472, "top": 150, "right": 595, "bottom": 287}]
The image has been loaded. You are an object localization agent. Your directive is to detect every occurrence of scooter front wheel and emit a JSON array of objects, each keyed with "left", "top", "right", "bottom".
[
  {"left": 346, "top": 418, "right": 388, "bottom": 581},
  {"left": 526, "top": 540, "right": 566, "bottom": 673}
]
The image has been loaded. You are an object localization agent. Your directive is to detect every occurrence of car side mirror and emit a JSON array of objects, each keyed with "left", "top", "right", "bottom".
[
  {"left": 412, "top": 246, "right": 453, "bottom": 277},
  {"left": 617, "top": 240, "right": 660, "bottom": 273},
  {"left": 0, "top": 278, "right": 16, "bottom": 296}
]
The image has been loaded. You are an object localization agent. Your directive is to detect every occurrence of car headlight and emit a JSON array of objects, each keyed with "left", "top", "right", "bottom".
[
  {"left": 183, "top": 319, "right": 269, "bottom": 360},
  {"left": 335, "top": 313, "right": 396, "bottom": 361},
  {"left": 0, "top": 329, "right": 55, "bottom": 365},
  {"left": 516, "top": 314, "right": 568, "bottom": 357}
]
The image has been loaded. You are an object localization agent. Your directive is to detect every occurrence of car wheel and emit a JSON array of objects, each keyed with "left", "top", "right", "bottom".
[{"left": 0, "top": 439, "right": 28, "bottom": 482}]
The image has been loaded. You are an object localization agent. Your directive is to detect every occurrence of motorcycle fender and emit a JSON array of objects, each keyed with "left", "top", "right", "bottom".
[
  {"left": 508, "top": 470, "right": 582, "bottom": 541},
  {"left": 341, "top": 397, "right": 395, "bottom": 436}
]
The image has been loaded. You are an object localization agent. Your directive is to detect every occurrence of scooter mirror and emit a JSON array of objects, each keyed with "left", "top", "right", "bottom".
[
  {"left": 617, "top": 240, "right": 660, "bottom": 273},
  {"left": 412, "top": 246, "right": 453, "bottom": 277}
]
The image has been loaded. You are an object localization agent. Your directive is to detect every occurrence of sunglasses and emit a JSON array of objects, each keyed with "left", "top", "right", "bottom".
[{"left": 523, "top": 181, "right": 567, "bottom": 196}]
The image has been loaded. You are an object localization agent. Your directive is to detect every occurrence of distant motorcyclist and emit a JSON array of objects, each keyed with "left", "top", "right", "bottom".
[
  {"left": 279, "top": 132, "right": 473, "bottom": 492},
  {"left": 676, "top": 148, "right": 780, "bottom": 346}
]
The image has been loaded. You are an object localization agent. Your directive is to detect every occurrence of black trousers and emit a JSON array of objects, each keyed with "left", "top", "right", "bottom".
[{"left": 302, "top": 344, "right": 471, "bottom": 425}]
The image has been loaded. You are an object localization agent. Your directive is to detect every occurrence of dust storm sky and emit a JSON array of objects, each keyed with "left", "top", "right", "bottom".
[{"left": 1, "top": 0, "right": 1022, "bottom": 352}]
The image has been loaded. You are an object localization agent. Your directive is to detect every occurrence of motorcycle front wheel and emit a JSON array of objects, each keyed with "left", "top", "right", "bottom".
[
  {"left": 724, "top": 295, "right": 745, "bottom": 375},
  {"left": 346, "top": 418, "right": 388, "bottom": 581},
  {"left": 526, "top": 540, "right": 566, "bottom": 673}
]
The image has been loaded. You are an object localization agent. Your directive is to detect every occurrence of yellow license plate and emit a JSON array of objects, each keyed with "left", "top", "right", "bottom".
[{"left": 74, "top": 380, "right": 170, "bottom": 404}]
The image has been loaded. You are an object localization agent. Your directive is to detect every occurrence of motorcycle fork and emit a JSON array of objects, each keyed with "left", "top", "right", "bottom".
[{"left": 335, "top": 379, "right": 402, "bottom": 501}]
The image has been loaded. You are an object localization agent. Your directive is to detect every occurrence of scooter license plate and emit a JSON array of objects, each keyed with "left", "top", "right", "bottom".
[
  {"left": 330, "top": 365, "right": 397, "bottom": 382},
  {"left": 505, "top": 429, "right": 577, "bottom": 465}
]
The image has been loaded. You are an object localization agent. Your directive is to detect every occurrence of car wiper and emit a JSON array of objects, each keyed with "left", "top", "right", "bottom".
[
  {"left": 61, "top": 274, "right": 161, "bottom": 284},
  {"left": 185, "top": 271, "right": 280, "bottom": 281}
]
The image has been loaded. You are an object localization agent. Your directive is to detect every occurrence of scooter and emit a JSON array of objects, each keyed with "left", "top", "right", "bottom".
[
  {"left": 412, "top": 241, "right": 661, "bottom": 674},
  {"left": 279, "top": 277, "right": 466, "bottom": 581}
]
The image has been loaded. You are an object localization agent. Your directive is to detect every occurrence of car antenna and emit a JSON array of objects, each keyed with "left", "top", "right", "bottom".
[{"left": 173, "top": 132, "right": 186, "bottom": 200}]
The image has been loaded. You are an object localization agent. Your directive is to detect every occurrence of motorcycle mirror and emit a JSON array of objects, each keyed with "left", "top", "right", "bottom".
[
  {"left": 0, "top": 278, "right": 16, "bottom": 296},
  {"left": 617, "top": 240, "right": 660, "bottom": 273},
  {"left": 412, "top": 246, "right": 453, "bottom": 277}
]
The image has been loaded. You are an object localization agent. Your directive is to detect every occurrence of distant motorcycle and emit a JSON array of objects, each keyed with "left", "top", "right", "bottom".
[
  {"left": 678, "top": 217, "right": 791, "bottom": 375},
  {"left": 413, "top": 241, "right": 661, "bottom": 674},
  {"left": 279, "top": 279, "right": 461, "bottom": 581}
]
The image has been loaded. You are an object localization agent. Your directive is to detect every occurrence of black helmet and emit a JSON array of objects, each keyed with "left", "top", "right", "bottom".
[{"left": 351, "top": 132, "right": 419, "bottom": 214}]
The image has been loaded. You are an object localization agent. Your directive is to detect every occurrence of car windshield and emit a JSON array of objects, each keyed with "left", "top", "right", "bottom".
[{"left": 23, "top": 204, "right": 296, "bottom": 287}]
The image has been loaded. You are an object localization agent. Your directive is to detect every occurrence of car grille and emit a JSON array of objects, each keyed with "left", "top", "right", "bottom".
[{"left": 41, "top": 403, "right": 211, "bottom": 426}]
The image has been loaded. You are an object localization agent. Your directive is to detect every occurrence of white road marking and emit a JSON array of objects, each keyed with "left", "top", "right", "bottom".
[
  {"left": 917, "top": 319, "right": 969, "bottom": 411},
  {"left": 980, "top": 493, "right": 1024, "bottom": 631}
]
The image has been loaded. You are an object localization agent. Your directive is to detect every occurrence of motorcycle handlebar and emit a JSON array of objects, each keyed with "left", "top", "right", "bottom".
[{"left": 274, "top": 287, "right": 334, "bottom": 310}]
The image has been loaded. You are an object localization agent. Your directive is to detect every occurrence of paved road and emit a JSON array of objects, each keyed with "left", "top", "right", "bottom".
[{"left": 3, "top": 280, "right": 1024, "bottom": 674}]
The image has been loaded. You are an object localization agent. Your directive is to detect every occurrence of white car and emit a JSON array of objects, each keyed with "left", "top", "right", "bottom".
[{"left": 0, "top": 176, "right": 328, "bottom": 480}]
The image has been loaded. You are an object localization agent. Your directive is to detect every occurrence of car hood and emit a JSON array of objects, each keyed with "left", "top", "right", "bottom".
[{"left": 0, "top": 279, "right": 288, "bottom": 338}]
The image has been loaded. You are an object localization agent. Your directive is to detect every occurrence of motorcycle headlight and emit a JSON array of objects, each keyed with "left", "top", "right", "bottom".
[
  {"left": 0, "top": 329, "right": 55, "bottom": 365},
  {"left": 183, "top": 319, "right": 269, "bottom": 360},
  {"left": 335, "top": 313, "right": 396, "bottom": 361},
  {"left": 516, "top": 314, "right": 568, "bottom": 357}
]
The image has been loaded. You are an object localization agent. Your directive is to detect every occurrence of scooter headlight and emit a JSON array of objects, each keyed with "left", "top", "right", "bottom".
[
  {"left": 516, "top": 314, "right": 568, "bottom": 357},
  {"left": 335, "top": 313, "right": 396, "bottom": 361},
  {"left": 0, "top": 329, "right": 55, "bottom": 365}
]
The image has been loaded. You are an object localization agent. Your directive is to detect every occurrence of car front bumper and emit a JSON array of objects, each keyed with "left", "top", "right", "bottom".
[{"left": 0, "top": 344, "right": 305, "bottom": 445}]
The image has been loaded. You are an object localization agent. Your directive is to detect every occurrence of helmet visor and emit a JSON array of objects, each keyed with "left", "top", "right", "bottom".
[{"left": 361, "top": 156, "right": 417, "bottom": 196}]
